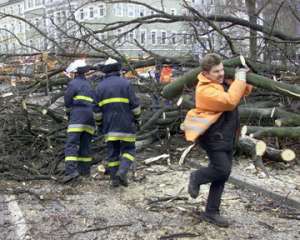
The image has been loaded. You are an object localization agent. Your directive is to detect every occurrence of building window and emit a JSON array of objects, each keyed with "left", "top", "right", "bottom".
[
  {"left": 80, "top": 9, "right": 84, "bottom": 20},
  {"left": 129, "top": 30, "right": 135, "bottom": 42},
  {"left": 35, "top": 18, "right": 39, "bottom": 27},
  {"left": 62, "top": 11, "right": 66, "bottom": 22},
  {"left": 97, "top": 33, "right": 103, "bottom": 41},
  {"left": 171, "top": 32, "right": 176, "bottom": 44},
  {"left": 139, "top": 6, "right": 145, "bottom": 17},
  {"left": 18, "top": 5, "right": 21, "bottom": 14},
  {"left": 114, "top": 3, "right": 123, "bottom": 17},
  {"left": 183, "top": 32, "right": 188, "bottom": 45},
  {"left": 99, "top": 4, "right": 106, "bottom": 17},
  {"left": 161, "top": 31, "right": 167, "bottom": 45},
  {"left": 56, "top": 12, "right": 61, "bottom": 24},
  {"left": 19, "top": 22, "right": 22, "bottom": 32},
  {"left": 127, "top": 3, "right": 135, "bottom": 17},
  {"left": 117, "top": 29, "right": 122, "bottom": 43},
  {"left": 28, "top": 0, "right": 34, "bottom": 8},
  {"left": 43, "top": 39, "right": 47, "bottom": 49},
  {"left": 140, "top": 29, "right": 146, "bottom": 44},
  {"left": 89, "top": 7, "right": 94, "bottom": 18},
  {"left": 170, "top": 9, "right": 176, "bottom": 15},
  {"left": 151, "top": 30, "right": 157, "bottom": 45}
]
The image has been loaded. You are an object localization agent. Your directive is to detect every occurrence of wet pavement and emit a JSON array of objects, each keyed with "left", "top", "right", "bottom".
[{"left": 0, "top": 162, "right": 299, "bottom": 240}]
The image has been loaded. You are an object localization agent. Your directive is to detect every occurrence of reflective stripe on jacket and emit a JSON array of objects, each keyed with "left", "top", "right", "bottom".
[
  {"left": 94, "top": 72, "right": 140, "bottom": 142},
  {"left": 64, "top": 75, "right": 96, "bottom": 133}
]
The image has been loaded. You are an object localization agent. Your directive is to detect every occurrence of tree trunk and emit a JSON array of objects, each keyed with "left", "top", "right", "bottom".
[
  {"left": 239, "top": 107, "right": 300, "bottom": 127},
  {"left": 246, "top": 0, "right": 257, "bottom": 60},
  {"left": 245, "top": 126, "right": 300, "bottom": 139}
]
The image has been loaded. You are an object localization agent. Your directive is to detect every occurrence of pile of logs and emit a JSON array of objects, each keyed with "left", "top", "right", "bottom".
[{"left": 0, "top": 55, "right": 299, "bottom": 180}]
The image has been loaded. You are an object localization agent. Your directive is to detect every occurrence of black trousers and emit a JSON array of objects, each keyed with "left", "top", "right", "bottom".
[{"left": 193, "top": 149, "right": 233, "bottom": 214}]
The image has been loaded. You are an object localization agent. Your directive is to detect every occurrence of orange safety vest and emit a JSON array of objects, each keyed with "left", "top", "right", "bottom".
[{"left": 183, "top": 72, "right": 253, "bottom": 142}]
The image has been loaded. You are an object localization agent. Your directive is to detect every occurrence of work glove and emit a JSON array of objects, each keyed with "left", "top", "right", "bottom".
[{"left": 235, "top": 68, "right": 248, "bottom": 82}]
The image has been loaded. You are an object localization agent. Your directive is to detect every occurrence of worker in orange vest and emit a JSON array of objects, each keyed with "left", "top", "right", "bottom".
[
  {"left": 159, "top": 65, "right": 173, "bottom": 84},
  {"left": 183, "top": 53, "right": 252, "bottom": 227}
]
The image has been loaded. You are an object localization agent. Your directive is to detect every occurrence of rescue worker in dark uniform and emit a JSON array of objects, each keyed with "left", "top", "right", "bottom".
[
  {"left": 184, "top": 53, "right": 252, "bottom": 227},
  {"left": 94, "top": 58, "right": 141, "bottom": 187},
  {"left": 63, "top": 59, "right": 96, "bottom": 183}
]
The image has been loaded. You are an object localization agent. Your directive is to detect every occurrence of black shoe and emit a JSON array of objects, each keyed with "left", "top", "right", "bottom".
[
  {"left": 201, "top": 212, "right": 231, "bottom": 228},
  {"left": 61, "top": 172, "right": 80, "bottom": 184},
  {"left": 188, "top": 172, "right": 200, "bottom": 199},
  {"left": 116, "top": 171, "right": 129, "bottom": 187},
  {"left": 111, "top": 177, "right": 120, "bottom": 188}
]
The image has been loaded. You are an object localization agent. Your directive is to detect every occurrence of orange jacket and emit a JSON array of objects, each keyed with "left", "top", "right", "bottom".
[{"left": 183, "top": 73, "right": 253, "bottom": 142}]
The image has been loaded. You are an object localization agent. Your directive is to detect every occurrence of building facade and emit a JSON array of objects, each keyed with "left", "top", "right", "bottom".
[{"left": 0, "top": 0, "right": 197, "bottom": 57}]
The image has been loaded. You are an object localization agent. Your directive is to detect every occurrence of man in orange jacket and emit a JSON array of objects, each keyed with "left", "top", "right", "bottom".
[{"left": 185, "top": 53, "right": 252, "bottom": 227}]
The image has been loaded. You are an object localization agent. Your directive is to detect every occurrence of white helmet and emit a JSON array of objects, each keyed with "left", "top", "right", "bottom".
[
  {"left": 65, "top": 59, "right": 87, "bottom": 73},
  {"left": 104, "top": 57, "right": 118, "bottom": 65}
]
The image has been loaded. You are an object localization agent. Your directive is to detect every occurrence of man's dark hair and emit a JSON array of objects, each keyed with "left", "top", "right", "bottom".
[{"left": 201, "top": 53, "right": 222, "bottom": 72}]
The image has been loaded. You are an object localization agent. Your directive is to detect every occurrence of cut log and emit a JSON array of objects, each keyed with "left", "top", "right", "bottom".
[
  {"left": 225, "top": 68, "right": 300, "bottom": 99},
  {"left": 137, "top": 128, "right": 159, "bottom": 140},
  {"left": 238, "top": 136, "right": 267, "bottom": 157},
  {"left": 156, "top": 117, "right": 179, "bottom": 125},
  {"left": 264, "top": 148, "right": 296, "bottom": 163},
  {"left": 241, "top": 126, "right": 297, "bottom": 162},
  {"left": 238, "top": 136, "right": 268, "bottom": 176},
  {"left": 177, "top": 95, "right": 195, "bottom": 109},
  {"left": 140, "top": 106, "right": 177, "bottom": 131},
  {"left": 245, "top": 126, "right": 300, "bottom": 139},
  {"left": 239, "top": 107, "right": 300, "bottom": 127},
  {"left": 240, "top": 101, "right": 278, "bottom": 108},
  {"left": 275, "top": 118, "right": 300, "bottom": 127}
]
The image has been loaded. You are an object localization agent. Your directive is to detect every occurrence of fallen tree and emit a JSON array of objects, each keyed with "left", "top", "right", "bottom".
[{"left": 162, "top": 56, "right": 300, "bottom": 100}]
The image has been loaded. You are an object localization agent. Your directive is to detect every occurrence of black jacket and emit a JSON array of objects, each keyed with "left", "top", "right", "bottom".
[{"left": 198, "top": 83, "right": 240, "bottom": 152}]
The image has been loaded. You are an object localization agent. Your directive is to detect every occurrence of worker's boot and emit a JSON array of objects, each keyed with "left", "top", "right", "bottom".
[
  {"left": 111, "top": 177, "right": 120, "bottom": 188},
  {"left": 78, "top": 163, "right": 91, "bottom": 178},
  {"left": 201, "top": 212, "right": 231, "bottom": 228},
  {"left": 116, "top": 171, "right": 128, "bottom": 187},
  {"left": 188, "top": 171, "right": 200, "bottom": 198},
  {"left": 117, "top": 158, "right": 132, "bottom": 187}
]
